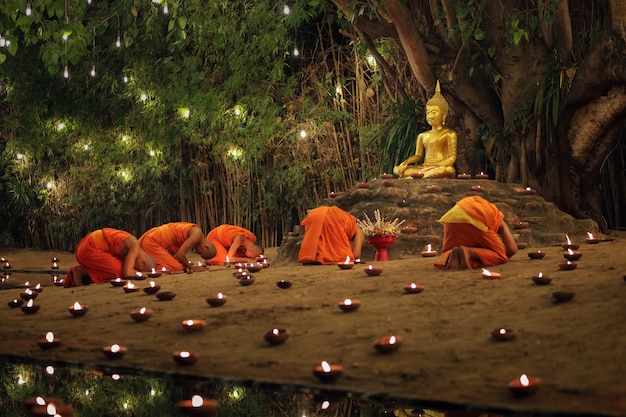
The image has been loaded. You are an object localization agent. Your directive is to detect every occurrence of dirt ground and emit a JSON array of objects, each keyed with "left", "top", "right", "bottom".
[{"left": 1, "top": 235, "right": 626, "bottom": 417}]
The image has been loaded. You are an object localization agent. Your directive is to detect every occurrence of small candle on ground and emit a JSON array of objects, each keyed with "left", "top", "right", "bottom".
[
  {"left": 182, "top": 319, "right": 206, "bottom": 332},
  {"left": 508, "top": 374, "right": 541, "bottom": 397},
  {"left": 364, "top": 265, "right": 382, "bottom": 276},
  {"left": 276, "top": 280, "right": 292, "bottom": 289},
  {"left": 491, "top": 328, "right": 517, "bottom": 341},
  {"left": 586, "top": 231, "right": 600, "bottom": 244},
  {"left": 206, "top": 293, "right": 228, "bottom": 307},
  {"left": 559, "top": 261, "right": 577, "bottom": 270},
  {"left": 130, "top": 307, "right": 153, "bottom": 322},
  {"left": 38, "top": 331, "right": 61, "bottom": 350},
  {"left": 403, "top": 283, "right": 424, "bottom": 294},
  {"left": 173, "top": 351, "right": 199, "bottom": 366},
  {"left": 143, "top": 281, "right": 161, "bottom": 295},
  {"left": 482, "top": 268, "right": 502, "bottom": 279},
  {"left": 21, "top": 299, "right": 40, "bottom": 314},
  {"left": 373, "top": 335, "right": 402, "bottom": 353},
  {"left": 421, "top": 244, "right": 437, "bottom": 257},
  {"left": 338, "top": 256, "right": 354, "bottom": 269},
  {"left": 531, "top": 272, "right": 552, "bottom": 285},
  {"left": 313, "top": 361, "right": 343, "bottom": 383},
  {"left": 123, "top": 281, "right": 140, "bottom": 293},
  {"left": 528, "top": 250, "right": 545, "bottom": 259},
  {"left": 338, "top": 298, "right": 361, "bottom": 312},
  {"left": 68, "top": 301, "right": 89, "bottom": 317},
  {"left": 264, "top": 328, "right": 289, "bottom": 345},
  {"left": 103, "top": 344, "right": 127, "bottom": 359},
  {"left": 178, "top": 395, "right": 218, "bottom": 417},
  {"left": 563, "top": 248, "right": 582, "bottom": 261}
]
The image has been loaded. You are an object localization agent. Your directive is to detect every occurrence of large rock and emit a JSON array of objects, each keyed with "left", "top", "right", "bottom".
[{"left": 276, "top": 178, "right": 601, "bottom": 264}]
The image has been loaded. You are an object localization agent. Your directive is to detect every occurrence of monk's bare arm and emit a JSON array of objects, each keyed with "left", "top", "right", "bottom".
[
  {"left": 351, "top": 227, "right": 365, "bottom": 260},
  {"left": 498, "top": 222, "right": 518, "bottom": 258},
  {"left": 174, "top": 227, "right": 203, "bottom": 268},
  {"left": 225, "top": 235, "right": 255, "bottom": 263},
  {"left": 122, "top": 237, "right": 141, "bottom": 277}
]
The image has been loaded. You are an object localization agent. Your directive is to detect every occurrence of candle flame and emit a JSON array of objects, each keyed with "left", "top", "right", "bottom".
[
  {"left": 126, "top": 282, "right": 135, "bottom": 289},
  {"left": 389, "top": 336, "right": 396, "bottom": 344},
  {"left": 27, "top": 299, "right": 34, "bottom": 307},
  {"left": 520, "top": 374, "right": 529, "bottom": 386},
  {"left": 565, "top": 234, "right": 571, "bottom": 244},
  {"left": 217, "top": 292, "right": 223, "bottom": 299},
  {"left": 344, "top": 256, "right": 350, "bottom": 264},
  {"left": 426, "top": 244, "right": 432, "bottom": 252},
  {"left": 186, "top": 319, "right": 194, "bottom": 326},
  {"left": 136, "top": 271, "right": 142, "bottom": 277},
  {"left": 343, "top": 299, "right": 352, "bottom": 306},
  {"left": 149, "top": 281, "right": 156, "bottom": 287},
  {"left": 111, "top": 344, "right": 120, "bottom": 353},
  {"left": 225, "top": 256, "right": 230, "bottom": 263},
  {"left": 368, "top": 265, "right": 373, "bottom": 270},
  {"left": 73, "top": 301, "right": 82, "bottom": 310},
  {"left": 272, "top": 328, "right": 279, "bottom": 335},
  {"left": 321, "top": 361, "right": 331, "bottom": 372},
  {"left": 538, "top": 272, "right": 543, "bottom": 278},
  {"left": 114, "top": 277, "right": 122, "bottom": 283},
  {"left": 139, "top": 307, "right": 147, "bottom": 314},
  {"left": 198, "top": 262, "right": 202, "bottom": 267},
  {"left": 191, "top": 395, "right": 204, "bottom": 407},
  {"left": 525, "top": 186, "right": 531, "bottom": 191},
  {"left": 499, "top": 328, "right": 506, "bottom": 335},
  {"left": 35, "top": 283, "right": 41, "bottom": 290},
  {"left": 587, "top": 231, "right": 594, "bottom": 239},
  {"left": 180, "top": 351, "right": 190, "bottom": 358},
  {"left": 567, "top": 248, "right": 574, "bottom": 255},
  {"left": 482, "top": 268, "right": 492, "bottom": 276},
  {"left": 25, "top": 288, "right": 32, "bottom": 295},
  {"left": 53, "top": 262, "right": 57, "bottom": 268},
  {"left": 24, "top": 281, "right": 30, "bottom": 287},
  {"left": 45, "top": 332, "right": 54, "bottom": 342},
  {"left": 36, "top": 396, "right": 45, "bottom": 405},
  {"left": 410, "top": 283, "right": 417, "bottom": 289},
  {"left": 161, "top": 266, "right": 167, "bottom": 272},
  {"left": 46, "top": 404, "right": 57, "bottom": 415}
]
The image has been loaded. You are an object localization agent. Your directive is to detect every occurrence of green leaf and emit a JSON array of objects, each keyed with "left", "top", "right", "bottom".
[
  {"left": 0, "top": 53, "right": 6, "bottom": 64},
  {"left": 178, "top": 16, "right": 187, "bottom": 29},
  {"left": 7, "top": 41, "right": 18, "bottom": 56},
  {"left": 473, "top": 28, "right": 485, "bottom": 41}
]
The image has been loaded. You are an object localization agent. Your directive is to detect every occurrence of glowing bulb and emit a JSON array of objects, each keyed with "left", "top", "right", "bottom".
[
  {"left": 16, "top": 153, "right": 24, "bottom": 160},
  {"left": 62, "top": 34, "right": 69, "bottom": 41},
  {"left": 83, "top": 144, "right": 89, "bottom": 150},
  {"left": 56, "top": 122, "right": 65, "bottom": 130},
  {"left": 63, "top": 66, "right": 69, "bottom": 78},
  {"left": 90, "top": 65, "right": 96, "bottom": 76},
  {"left": 140, "top": 93, "right": 148, "bottom": 102},
  {"left": 299, "top": 130, "right": 307, "bottom": 138},
  {"left": 367, "top": 55, "right": 376, "bottom": 66},
  {"left": 293, "top": 47, "right": 299, "bottom": 56},
  {"left": 25, "top": 4, "right": 32, "bottom": 15},
  {"left": 283, "top": 5, "right": 290, "bottom": 14},
  {"left": 191, "top": 395, "right": 203, "bottom": 407},
  {"left": 163, "top": 1, "right": 168, "bottom": 13},
  {"left": 46, "top": 182, "right": 52, "bottom": 189},
  {"left": 234, "top": 108, "right": 241, "bottom": 116},
  {"left": 123, "top": 75, "right": 128, "bottom": 83},
  {"left": 116, "top": 36, "right": 121, "bottom": 47},
  {"left": 45, "top": 365, "right": 54, "bottom": 375}
]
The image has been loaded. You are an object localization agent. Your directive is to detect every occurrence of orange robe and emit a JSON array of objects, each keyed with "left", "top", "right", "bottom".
[
  {"left": 139, "top": 222, "right": 199, "bottom": 272},
  {"left": 67, "top": 228, "right": 133, "bottom": 286},
  {"left": 297, "top": 206, "right": 357, "bottom": 265},
  {"left": 438, "top": 196, "right": 508, "bottom": 268},
  {"left": 206, "top": 225, "right": 257, "bottom": 265}
]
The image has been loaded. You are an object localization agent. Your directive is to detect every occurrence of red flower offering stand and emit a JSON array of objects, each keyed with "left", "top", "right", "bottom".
[{"left": 367, "top": 235, "right": 396, "bottom": 261}]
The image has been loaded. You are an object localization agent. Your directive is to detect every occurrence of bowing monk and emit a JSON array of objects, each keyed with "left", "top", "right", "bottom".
[
  {"left": 64, "top": 228, "right": 156, "bottom": 287},
  {"left": 298, "top": 206, "right": 365, "bottom": 265},
  {"left": 206, "top": 224, "right": 264, "bottom": 265},
  {"left": 139, "top": 222, "right": 217, "bottom": 272},
  {"left": 437, "top": 196, "right": 518, "bottom": 269},
  {"left": 393, "top": 81, "right": 457, "bottom": 179}
]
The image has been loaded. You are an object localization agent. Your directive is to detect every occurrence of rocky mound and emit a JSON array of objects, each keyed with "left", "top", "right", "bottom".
[{"left": 277, "top": 177, "right": 601, "bottom": 263}]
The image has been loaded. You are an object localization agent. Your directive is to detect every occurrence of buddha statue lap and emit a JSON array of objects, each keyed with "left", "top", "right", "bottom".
[{"left": 393, "top": 81, "right": 457, "bottom": 179}]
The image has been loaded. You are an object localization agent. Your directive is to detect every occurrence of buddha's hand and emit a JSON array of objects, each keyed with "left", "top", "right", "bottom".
[{"left": 394, "top": 163, "right": 407, "bottom": 176}]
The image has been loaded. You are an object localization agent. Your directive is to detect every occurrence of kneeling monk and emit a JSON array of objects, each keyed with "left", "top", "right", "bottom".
[
  {"left": 298, "top": 206, "right": 364, "bottom": 265},
  {"left": 206, "top": 224, "right": 264, "bottom": 265},
  {"left": 65, "top": 228, "right": 156, "bottom": 287},
  {"left": 437, "top": 196, "right": 517, "bottom": 269},
  {"left": 139, "top": 222, "right": 216, "bottom": 272}
]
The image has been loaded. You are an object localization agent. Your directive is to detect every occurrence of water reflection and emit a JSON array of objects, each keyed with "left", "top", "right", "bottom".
[{"left": 0, "top": 359, "right": 505, "bottom": 417}]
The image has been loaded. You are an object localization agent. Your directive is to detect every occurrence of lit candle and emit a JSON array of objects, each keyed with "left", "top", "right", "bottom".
[
  {"left": 206, "top": 292, "right": 228, "bottom": 307},
  {"left": 373, "top": 335, "right": 402, "bottom": 353},
  {"left": 410, "top": 171, "right": 424, "bottom": 179},
  {"left": 182, "top": 319, "right": 206, "bottom": 332},
  {"left": 264, "top": 328, "right": 289, "bottom": 345},
  {"left": 313, "top": 361, "right": 343, "bottom": 383},
  {"left": 558, "top": 260, "right": 577, "bottom": 270},
  {"left": 143, "top": 281, "right": 161, "bottom": 295},
  {"left": 68, "top": 301, "right": 89, "bottom": 317},
  {"left": 20, "top": 288, "right": 37, "bottom": 300},
  {"left": 426, "top": 184, "right": 441, "bottom": 193},
  {"left": 103, "top": 343, "right": 127, "bottom": 359},
  {"left": 130, "top": 307, "right": 153, "bottom": 322},
  {"left": 21, "top": 299, "right": 40, "bottom": 314},
  {"left": 364, "top": 265, "right": 382, "bottom": 276},
  {"left": 527, "top": 250, "right": 545, "bottom": 259},
  {"left": 247, "top": 262, "right": 263, "bottom": 272},
  {"left": 457, "top": 173, "right": 471, "bottom": 179},
  {"left": 585, "top": 231, "right": 600, "bottom": 244},
  {"left": 471, "top": 185, "right": 484, "bottom": 192},
  {"left": 475, "top": 171, "right": 489, "bottom": 179},
  {"left": 134, "top": 271, "right": 145, "bottom": 280},
  {"left": 531, "top": 272, "right": 552, "bottom": 285},
  {"left": 33, "top": 283, "right": 43, "bottom": 293},
  {"left": 123, "top": 281, "right": 140, "bottom": 293},
  {"left": 563, "top": 248, "right": 582, "bottom": 261},
  {"left": 337, "top": 256, "right": 354, "bottom": 269},
  {"left": 421, "top": 244, "right": 437, "bottom": 257},
  {"left": 403, "top": 283, "right": 424, "bottom": 294},
  {"left": 561, "top": 234, "right": 580, "bottom": 250},
  {"left": 110, "top": 277, "right": 127, "bottom": 287},
  {"left": 508, "top": 374, "right": 541, "bottom": 397},
  {"left": 37, "top": 331, "right": 61, "bottom": 350},
  {"left": 481, "top": 268, "right": 502, "bottom": 279},
  {"left": 173, "top": 350, "right": 199, "bottom": 366},
  {"left": 276, "top": 280, "right": 292, "bottom": 289},
  {"left": 238, "top": 274, "right": 255, "bottom": 286},
  {"left": 338, "top": 298, "right": 361, "bottom": 312},
  {"left": 147, "top": 268, "right": 161, "bottom": 278},
  {"left": 491, "top": 328, "right": 517, "bottom": 341},
  {"left": 178, "top": 395, "right": 218, "bottom": 416},
  {"left": 7, "top": 298, "right": 24, "bottom": 308}
]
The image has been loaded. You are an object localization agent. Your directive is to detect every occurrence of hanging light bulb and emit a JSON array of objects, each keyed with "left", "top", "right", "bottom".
[
  {"left": 63, "top": 65, "right": 69, "bottom": 78},
  {"left": 123, "top": 75, "right": 129, "bottom": 83},
  {"left": 116, "top": 35, "right": 121, "bottom": 48},
  {"left": 25, "top": 3, "right": 32, "bottom": 16},
  {"left": 283, "top": 5, "right": 290, "bottom": 15},
  {"left": 90, "top": 65, "right": 96, "bottom": 76},
  {"left": 0, "top": 37, "right": 5, "bottom": 48},
  {"left": 87, "top": 0, "right": 92, "bottom": 4},
  {"left": 163, "top": 1, "right": 169, "bottom": 14},
  {"left": 293, "top": 47, "right": 299, "bottom": 56}
]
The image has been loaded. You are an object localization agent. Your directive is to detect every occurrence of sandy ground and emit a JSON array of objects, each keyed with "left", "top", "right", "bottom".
[{"left": 1, "top": 236, "right": 626, "bottom": 417}]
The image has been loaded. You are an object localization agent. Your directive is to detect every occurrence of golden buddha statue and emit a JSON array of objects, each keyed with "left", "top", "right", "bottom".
[{"left": 393, "top": 81, "right": 457, "bottom": 179}]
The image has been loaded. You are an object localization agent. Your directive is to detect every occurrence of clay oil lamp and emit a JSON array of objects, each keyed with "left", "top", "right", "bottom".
[
  {"left": 563, "top": 248, "right": 582, "bottom": 261},
  {"left": 373, "top": 335, "right": 402, "bottom": 353},
  {"left": 103, "top": 343, "right": 127, "bottom": 359},
  {"left": 247, "top": 262, "right": 263, "bottom": 273},
  {"left": 425, "top": 185, "right": 441, "bottom": 193},
  {"left": 238, "top": 275, "right": 255, "bottom": 286},
  {"left": 561, "top": 234, "right": 580, "bottom": 250},
  {"left": 156, "top": 291, "right": 176, "bottom": 301},
  {"left": 527, "top": 250, "right": 545, "bottom": 259},
  {"left": 357, "top": 182, "right": 370, "bottom": 189},
  {"left": 585, "top": 231, "right": 600, "bottom": 244},
  {"left": 508, "top": 374, "right": 541, "bottom": 397},
  {"left": 558, "top": 261, "right": 577, "bottom": 271},
  {"left": 23, "top": 396, "right": 47, "bottom": 411},
  {"left": 143, "top": 281, "right": 161, "bottom": 295},
  {"left": 421, "top": 244, "right": 438, "bottom": 257},
  {"left": 31, "top": 402, "right": 75, "bottom": 417},
  {"left": 401, "top": 225, "right": 418, "bottom": 234},
  {"left": 8, "top": 298, "right": 24, "bottom": 308},
  {"left": 182, "top": 319, "right": 206, "bottom": 332},
  {"left": 396, "top": 199, "right": 409, "bottom": 208},
  {"left": 123, "top": 281, "right": 140, "bottom": 293},
  {"left": 364, "top": 265, "right": 382, "bottom": 276},
  {"left": 264, "top": 328, "right": 289, "bottom": 345},
  {"left": 173, "top": 350, "right": 199, "bottom": 366},
  {"left": 110, "top": 277, "right": 127, "bottom": 287},
  {"left": 380, "top": 173, "right": 394, "bottom": 179},
  {"left": 234, "top": 262, "right": 246, "bottom": 270},
  {"left": 133, "top": 271, "right": 146, "bottom": 281},
  {"left": 382, "top": 180, "right": 395, "bottom": 187},
  {"left": 475, "top": 172, "right": 489, "bottom": 179},
  {"left": 21, "top": 299, "right": 40, "bottom": 314},
  {"left": 130, "top": 307, "right": 153, "bottom": 322},
  {"left": 20, "top": 288, "right": 37, "bottom": 301},
  {"left": 68, "top": 301, "right": 89, "bottom": 317},
  {"left": 3, "top": 261, "right": 11, "bottom": 269},
  {"left": 521, "top": 186, "right": 537, "bottom": 195},
  {"left": 37, "top": 331, "right": 61, "bottom": 350},
  {"left": 18, "top": 281, "right": 31, "bottom": 289},
  {"left": 403, "top": 283, "right": 424, "bottom": 294},
  {"left": 338, "top": 298, "right": 361, "bottom": 312},
  {"left": 328, "top": 191, "right": 338, "bottom": 198},
  {"left": 471, "top": 185, "right": 485, "bottom": 193},
  {"left": 531, "top": 272, "right": 552, "bottom": 285},
  {"left": 552, "top": 291, "right": 575, "bottom": 303},
  {"left": 232, "top": 268, "right": 245, "bottom": 278},
  {"left": 206, "top": 292, "right": 228, "bottom": 307},
  {"left": 410, "top": 171, "right": 424, "bottom": 179},
  {"left": 491, "top": 328, "right": 517, "bottom": 341},
  {"left": 178, "top": 395, "right": 218, "bottom": 417},
  {"left": 276, "top": 280, "right": 292, "bottom": 289},
  {"left": 313, "top": 361, "right": 343, "bottom": 383},
  {"left": 337, "top": 256, "right": 354, "bottom": 270},
  {"left": 147, "top": 268, "right": 161, "bottom": 278},
  {"left": 457, "top": 173, "right": 471, "bottom": 179},
  {"left": 33, "top": 283, "right": 43, "bottom": 293},
  {"left": 51, "top": 261, "right": 59, "bottom": 270},
  {"left": 482, "top": 268, "right": 502, "bottom": 280},
  {"left": 516, "top": 242, "right": 528, "bottom": 249},
  {"left": 261, "top": 258, "right": 271, "bottom": 268},
  {"left": 515, "top": 221, "right": 529, "bottom": 229},
  {"left": 52, "top": 275, "right": 64, "bottom": 286}
]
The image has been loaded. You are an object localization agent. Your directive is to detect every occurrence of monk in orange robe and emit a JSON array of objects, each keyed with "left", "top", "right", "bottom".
[
  {"left": 64, "top": 228, "right": 156, "bottom": 287},
  {"left": 298, "top": 206, "right": 365, "bottom": 265},
  {"left": 206, "top": 224, "right": 263, "bottom": 265},
  {"left": 437, "top": 196, "right": 518, "bottom": 269},
  {"left": 139, "top": 222, "right": 216, "bottom": 272}
]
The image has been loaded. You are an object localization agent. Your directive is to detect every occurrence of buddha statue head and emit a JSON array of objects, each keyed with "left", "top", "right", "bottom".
[{"left": 425, "top": 80, "right": 449, "bottom": 125}]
